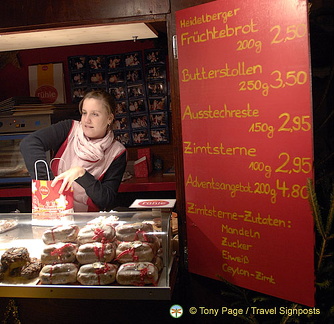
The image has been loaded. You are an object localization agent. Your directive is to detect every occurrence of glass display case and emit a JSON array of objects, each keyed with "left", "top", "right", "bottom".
[{"left": 0, "top": 209, "right": 177, "bottom": 300}]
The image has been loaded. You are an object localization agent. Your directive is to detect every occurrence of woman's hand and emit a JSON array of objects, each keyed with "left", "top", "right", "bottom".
[{"left": 51, "top": 166, "right": 85, "bottom": 194}]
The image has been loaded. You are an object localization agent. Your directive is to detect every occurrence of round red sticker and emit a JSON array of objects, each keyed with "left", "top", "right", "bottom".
[
  {"left": 35, "top": 85, "right": 58, "bottom": 103},
  {"left": 39, "top": 185, "right": 50, "bottom": 196}
]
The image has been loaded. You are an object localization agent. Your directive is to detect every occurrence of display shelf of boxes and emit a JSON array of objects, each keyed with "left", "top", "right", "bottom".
[{"left": 68, "top": 49, "right": 170, "bottom": 147}]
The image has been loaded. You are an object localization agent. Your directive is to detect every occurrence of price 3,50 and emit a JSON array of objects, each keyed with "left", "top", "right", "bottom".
[{"left": 239, "top": 70, "right": 307, "bottom": 96}]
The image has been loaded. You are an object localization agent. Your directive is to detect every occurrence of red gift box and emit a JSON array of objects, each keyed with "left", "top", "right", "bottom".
[
  {"left": 134, "top": 156, "right": 149, "bottom": 178},
  {"left": 137, "top": 148, "right": 152, "bottom": 173}
]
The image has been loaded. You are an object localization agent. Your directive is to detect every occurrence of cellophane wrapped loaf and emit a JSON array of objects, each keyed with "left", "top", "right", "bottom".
[
  {"left": 77, "top": 262, "right": 118, "bottom": 285},
  {"left": 42, "top": 225, "right": 79, "bottom": 244},
  {"left": 76, "top": 242, "right": 116, "bottom": 264},
  {"left": 41, "top": 243, "right": 78, "bottom": 265},
  {"left": 116, "top": 262, "right": 159, "bottom": 286},
  {"left": 39, "top": 263, "right": 78, "bottom": 284}
]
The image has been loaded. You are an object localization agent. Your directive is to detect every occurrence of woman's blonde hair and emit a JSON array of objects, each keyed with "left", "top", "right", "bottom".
[{"left": 78, "top": 90, "right": 116, "bottom": 116}]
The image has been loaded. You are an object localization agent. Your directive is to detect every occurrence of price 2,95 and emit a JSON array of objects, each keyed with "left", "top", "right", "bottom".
[{"left": 275, "top": 153, "right": 312, "bottom": 174}]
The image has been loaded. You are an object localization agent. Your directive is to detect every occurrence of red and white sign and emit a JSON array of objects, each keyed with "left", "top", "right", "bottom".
[
  {"left": 176, "top": 0, "right": 314, "bottom": 306},
  {"left": 130, "top": 199, "right": 176, "bottom": 208},
  {"left": 29, "top": 63, "right": 65, "bottom": 104}
]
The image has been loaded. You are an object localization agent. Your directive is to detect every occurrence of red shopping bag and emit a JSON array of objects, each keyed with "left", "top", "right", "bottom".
[{"left": 32, "top": 160, "right": 74, "bottom": 224}]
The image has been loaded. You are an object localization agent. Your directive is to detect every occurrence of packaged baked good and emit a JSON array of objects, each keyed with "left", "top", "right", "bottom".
[
  {"left": 42, "top": 225, "right": 79, "bottom": 244},
  {"left": 39, "top": 263, "right": 78, "bottom": 284},
  {"left": 0, "top": 219, "right": 18, "bottom": 234},
  {"left": 115, "top": 241, "right": 154, "bottom": 263},
  {"left": 41, "top": 243, "right": 78, "bottom": 265},
  {"left": 115, "top": 222, "right": 154, "bottom": 242},
  {"left": 87, "top": 215, "right": 119, "bottom": 226},
  {"left": 116, "top": 262, "right": 158, "bottom": 286},
  {"left": 76, "top": 242, "right": 115, "bottom": 264},
  {"left": 77, "top": 262, "right": 118, "bottom": 285},
  {"left": 77, "top": 223, "right": 115, "bottom": 244}
]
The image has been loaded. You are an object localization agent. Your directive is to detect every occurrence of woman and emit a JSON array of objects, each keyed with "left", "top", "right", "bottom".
[{"left": 20, "top": 90, "right": 127, "bottom": 212}]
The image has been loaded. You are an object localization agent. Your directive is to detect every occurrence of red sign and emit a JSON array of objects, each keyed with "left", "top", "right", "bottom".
[{"left": 176, "top": 0, "right": 314, "bottom": 306}]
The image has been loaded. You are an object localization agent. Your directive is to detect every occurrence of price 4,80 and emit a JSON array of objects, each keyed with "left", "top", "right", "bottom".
[{"left": 276, "top": 179, "right": 308, "bottom": 199}]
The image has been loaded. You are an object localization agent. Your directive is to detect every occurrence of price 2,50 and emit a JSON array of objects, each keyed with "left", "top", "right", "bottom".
[{"left": 270, "top": 24, "right": 307, "bottom": 44}]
